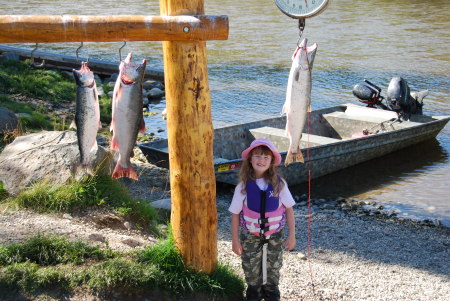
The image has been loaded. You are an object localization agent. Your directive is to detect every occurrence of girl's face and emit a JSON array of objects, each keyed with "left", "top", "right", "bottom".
[{"left": 250, "top": 148, "right": 273, "bottom": 178}]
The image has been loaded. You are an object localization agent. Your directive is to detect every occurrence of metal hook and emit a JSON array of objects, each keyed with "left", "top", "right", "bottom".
[
  {"left": 30, "top": 43, "right": 45, "bottom": 68},
  {"left": 297, "top": 19, "right": 306, "bottom": 47},
  {"left": 119, "top": 41, "right": 127, "bottom": 61},
  {"left": 30, "top": 43, "right": 38, "bottom": 65},
  {"left": 76, "top": 42, "right": 83, "bottom": 62}
]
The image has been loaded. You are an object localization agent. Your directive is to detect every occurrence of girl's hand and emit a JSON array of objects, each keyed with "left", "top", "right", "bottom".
[
  {"left": 284, "top": 234, "right": 296, "bottom": 251},
  {"left": 232, "top": 238, "right": 243, "bottom": 256}
]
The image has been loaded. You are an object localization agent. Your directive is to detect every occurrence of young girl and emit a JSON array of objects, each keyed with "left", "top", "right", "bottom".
[{"left": 229, "top": 138, "right": 296, "bottom": 301}]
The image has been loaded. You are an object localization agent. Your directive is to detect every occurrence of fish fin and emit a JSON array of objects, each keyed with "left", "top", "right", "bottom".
[
  {"left": 308, "top": 104, "right": 312, "bottom": 112},
  {"left": 112, "top": 162, "right": 139, "bottom": 180},
  {"left": 139, "top": 118, "right": 146, "bottom": 133},
  {"left": 90, "top": 142, "right": 98, "bottom": 153},
  {"left": 69, "top": 120, "right": 77, "bottom": 129},
  {"left": 98, "top": 121, "right": 102, "bottom": 129},
  {"left": 281, "top": 103, "right": 287, "bottom": 115},
  {"left": 110, "top": 137, "right": 119, "bottom": 151},
  {"left": 110, "top": 120, "right": 115, "bottom": 132},
  {"left": 113, "top": 81, "right": 122, "bottom": 101}
]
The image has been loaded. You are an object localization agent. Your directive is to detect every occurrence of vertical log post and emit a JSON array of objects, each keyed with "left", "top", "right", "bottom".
[{"left": 159, "top": 0, "right": 217, "bottom": 273}]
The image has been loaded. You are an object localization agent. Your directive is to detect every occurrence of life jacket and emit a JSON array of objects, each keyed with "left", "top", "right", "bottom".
[{"left": 240, "top": 180, "right": 286, "bottom": 237}]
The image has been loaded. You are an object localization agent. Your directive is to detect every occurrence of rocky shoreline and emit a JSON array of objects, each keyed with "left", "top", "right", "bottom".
[
  {"left": 2, "top": 160, "right": 449, "bottom": 300},
  {"left": 215, "top": 184, "right": 450, "bottom": 301}
]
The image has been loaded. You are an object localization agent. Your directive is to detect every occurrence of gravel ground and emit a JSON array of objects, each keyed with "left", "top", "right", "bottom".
[
  {"left": 215, "top": 188, "right": 450, "bottom": 301},
  {"left": 1, "top": 160, "right": 449, "bottom": 300}
]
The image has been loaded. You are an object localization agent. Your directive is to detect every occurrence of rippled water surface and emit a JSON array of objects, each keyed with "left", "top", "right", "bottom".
[{"left": 2, "top": 0, "right": 449, "bottom": 225}]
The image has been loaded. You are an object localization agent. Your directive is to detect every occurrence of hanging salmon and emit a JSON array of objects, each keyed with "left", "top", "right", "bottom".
[
  {"left": 110, "top": 53, "right": 146, "bottom": 180},
  {"left": 72, "top": 62, "right": 101, "bottom": 173},
  {"left": 282, "top": 38, "right": 317, "bottom": 166}
]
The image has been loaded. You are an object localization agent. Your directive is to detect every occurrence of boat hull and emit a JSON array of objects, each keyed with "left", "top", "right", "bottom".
[{"left": 139, "top": 104, "right": 449, "bottom": 186}]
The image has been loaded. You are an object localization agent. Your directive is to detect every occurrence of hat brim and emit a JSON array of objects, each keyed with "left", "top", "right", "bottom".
[{"left": 241, "top": 143, "right": 282, "bottom": 166}]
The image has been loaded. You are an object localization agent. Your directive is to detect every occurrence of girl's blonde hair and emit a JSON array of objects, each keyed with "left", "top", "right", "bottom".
[{"left": 239, "top": 145, "right": 284, "bottom": 195}]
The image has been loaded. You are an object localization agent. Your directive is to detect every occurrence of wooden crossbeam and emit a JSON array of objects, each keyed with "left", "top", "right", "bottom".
[{"left": 0, "top": 15, "right": 228, "bottom": 43}]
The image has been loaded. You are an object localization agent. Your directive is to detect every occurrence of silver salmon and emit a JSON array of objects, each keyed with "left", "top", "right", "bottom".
[
  {"left": 110, "top": 53, "right": 146, "bottom": 180},
  {"left": 282, "top": 38, "right": 317, "bottom": 166},
  {"left": 72, "top": 62, "right": 101, "bottom": 171}
]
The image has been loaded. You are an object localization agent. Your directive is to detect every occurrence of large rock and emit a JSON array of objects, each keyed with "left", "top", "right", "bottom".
[
  {"left": 0, "top": 107, "right": 19, "bottom": 133},
  {"left": 0, "top": 131, "right": 113, "bottom": 195}
]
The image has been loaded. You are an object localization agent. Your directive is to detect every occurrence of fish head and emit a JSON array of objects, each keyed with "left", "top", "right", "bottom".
[
  {"left": 292, "top": 38, "right": 318, "bottom": 70},
  {"left": 120, "top": 52, "right": 148, "bottom": 85},
  {"left": 72, "top": 62, "right": 95, "bottom": 88}
]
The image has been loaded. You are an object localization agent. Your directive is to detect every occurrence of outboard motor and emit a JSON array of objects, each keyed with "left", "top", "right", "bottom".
[
  {"left": 352, "top": 79, "right": 388, "bottom": 110},
  {"left": 386, "top": 77, "right": 425, "bottom": 120},
  {"left": 352, "top": 77, "right": 428, "bottom": 120}
]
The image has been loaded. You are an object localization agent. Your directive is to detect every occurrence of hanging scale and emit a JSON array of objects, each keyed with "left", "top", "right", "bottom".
[{"left": 273, "top": 0, "right": 331, "bottom": 42}]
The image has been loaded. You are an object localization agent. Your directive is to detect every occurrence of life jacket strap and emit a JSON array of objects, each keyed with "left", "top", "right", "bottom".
[
  {"left": 243, "top": 215, "right": 283, "bottom": 224},
  {"left": 246, "top": 223, "right": 280, "bottom": 234}
]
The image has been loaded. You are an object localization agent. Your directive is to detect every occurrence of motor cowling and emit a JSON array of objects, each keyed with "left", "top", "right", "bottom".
[
  {"left": 387, "top": 77, "right": 420, "bottom": 120},
  {"left": 352, "top": 80, "right": 383, "bottom": 108},
  {"left": 387, "top": 77, "right": 410, "bottom": 109}
]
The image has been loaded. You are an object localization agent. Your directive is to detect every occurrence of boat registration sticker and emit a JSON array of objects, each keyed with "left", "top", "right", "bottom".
[{"left": 218, "top": 162, "right": 241, "bottom": 172}]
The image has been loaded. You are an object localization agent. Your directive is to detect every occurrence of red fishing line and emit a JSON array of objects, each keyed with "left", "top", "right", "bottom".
[{"left": 306, "top": 110, "right": 317, "bottom": 297}]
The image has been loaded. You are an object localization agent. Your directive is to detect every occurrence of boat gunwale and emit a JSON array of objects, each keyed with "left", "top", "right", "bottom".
[{"left": 139, "top": 111, "right": 449, "bottom": 163}]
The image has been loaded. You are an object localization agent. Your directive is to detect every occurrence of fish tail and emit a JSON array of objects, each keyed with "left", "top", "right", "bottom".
[
  {"left": 284, "top": 149, "right": 305, "bottom": 166},
  {"left": 73, "top": 161, "right": 94, "bottom": 176},
  {"left": 112, "top": 162, "right": 139, "bottom": 180}
]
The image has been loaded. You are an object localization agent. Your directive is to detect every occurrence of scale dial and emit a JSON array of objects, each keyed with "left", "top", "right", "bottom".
[{"left": 274, "top": 0, "right": 331, "bottom": 19}]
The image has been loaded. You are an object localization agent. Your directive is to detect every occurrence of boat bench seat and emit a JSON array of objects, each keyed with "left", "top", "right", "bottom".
[
  {"left": 323, "top": 107, "right": 423, "bottom": 138},
  {"left": 323, "top": 111, "right": 397, "bottom": 124},
  {"left": 250, "top": 126, "right": 340, "bottom": 151}
]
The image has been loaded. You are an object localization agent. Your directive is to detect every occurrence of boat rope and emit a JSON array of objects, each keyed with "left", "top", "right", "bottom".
[
  {"left": 363, "top": 118, "right": 399, "bottom": 135},
  {"left": 306, "top": 110, "right": 317, "bottom": 298}
]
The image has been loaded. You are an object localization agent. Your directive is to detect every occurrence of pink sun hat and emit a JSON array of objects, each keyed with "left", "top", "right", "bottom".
[{"left": 241, "top": 138, "right": 282, "bottom": 166}]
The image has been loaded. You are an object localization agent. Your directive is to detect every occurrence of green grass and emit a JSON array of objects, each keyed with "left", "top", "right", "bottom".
[
  {"left": 0, "top": 234, "right": 112, "bottom": 266},
  {"left": 99, "top": 93, "right": 112, "bottom": 124},
  {"left": 0, "top": 59, "right": 114, "bottom": 134},
  {"left": 6, "top": 175, "right": 160, "bottom": 234},
  {"left": 0, "top": 181, "right": 7, "bottom": 201},
  {"left": 0, "top": 234, "right": 244, "bottom": 299},
  {"left": 0, "top": 60, "right": 75, "bottom": 102},
  {"left": 138, "top": 234, "right": 245, "bottom": 297},
  {"left": 0, "top": 94, "right": 63, "bottom": 136}
]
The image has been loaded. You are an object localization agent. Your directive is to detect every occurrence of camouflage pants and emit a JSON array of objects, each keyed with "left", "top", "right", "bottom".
[{"left": 240, "top": 230, "right": 283, "bottom": 301}]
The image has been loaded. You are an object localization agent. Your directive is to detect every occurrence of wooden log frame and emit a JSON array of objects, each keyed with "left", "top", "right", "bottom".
[
  {"left": 0, "top": 15, "right": 228, "bottom": 43},
  {"left": 0, "top": 0, "right": 223, "bottom": 274},
  {"left": 161, "top": 0, "right": 218, "bottom": 273}
]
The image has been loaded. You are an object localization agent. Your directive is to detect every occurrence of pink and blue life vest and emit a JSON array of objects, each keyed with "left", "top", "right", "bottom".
[{"left": 240, "top": 180, "right": 286, "bottom": 237}]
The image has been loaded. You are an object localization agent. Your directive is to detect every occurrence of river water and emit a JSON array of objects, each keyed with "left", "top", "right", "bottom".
[{"left": 3, "top": 0, "right": 450, "bottom": 225}]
